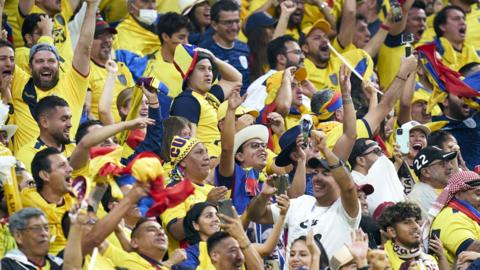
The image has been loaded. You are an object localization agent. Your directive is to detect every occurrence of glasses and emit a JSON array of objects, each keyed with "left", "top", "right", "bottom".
[
  {"left": 218, "top": 19, "right": 240, "bottom": 27},
  {"left": 22, "top": 224, "right": 50, "bottom": 233},
  {"left": 361, "top": 147, "right": 383, "bottom": 156},
  {"left": 245, "top": 142, "right": 267, "bottom": 150},
  {"left": 286, "top": 49, "right": 303, "bottom": 55}
]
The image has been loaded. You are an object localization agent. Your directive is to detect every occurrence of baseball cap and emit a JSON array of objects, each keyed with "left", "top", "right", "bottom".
[
  {"left": 307, "top": 157, "right": 330, "bottom": 171},
  {"left": 94, "top": 15, "right": 117, "bottom": 38},
  {"left": 216, "top": 101, "right": 259, "bottom": 121},
  {"left": 302, "top": 19, "right": 331, "bottom": 37},
  {"left": 348, "top": 139, "right": 381, "bottom": 168},
  {"left": 29, "top": 43, "right": 60, "bottom": 63},
  {"left": 245, "top": 12, "right": 277, "bottom": 36},
  {"left": 329, "top": 245, "right": 355, "bottom": 270},
  {"left": 413, "top": 146, "right": 457, "bottom": 177},
  {"left": 401, "top": 120, "right": 431, "bottom": 136},
  {"left": 357, "top": 183, "right": 374, "bottom": 196}
]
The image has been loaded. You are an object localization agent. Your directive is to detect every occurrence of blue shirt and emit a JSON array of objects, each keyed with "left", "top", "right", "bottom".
[
  {"left": 433, "top": 112, "right": 480, "bottom": 170},
  {"left": 214, "top": 163, "right": 263, "bottom": 214},
  {"left": 198, "top": 36, "right": 250, "bottom": 94}
]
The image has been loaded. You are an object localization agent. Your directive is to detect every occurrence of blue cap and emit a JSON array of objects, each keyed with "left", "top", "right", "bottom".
[
  {"left": 29, "top": 43, "right": 60, "bottom": 63},
  {"left": 275, "top": 125, "right": 301, "bottom": 167},
  {"left": 245, "top": 12, "right": 277, "bottom": 36}
]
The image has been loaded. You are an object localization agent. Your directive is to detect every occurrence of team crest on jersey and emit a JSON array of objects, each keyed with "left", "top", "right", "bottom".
[
  {"left": 117, "top": 74, "right": 127, "bottom": 85},
  {"left": 55, "top": 14, "right": 65, "bottom": 26},
  {"left": 239, "top": 55, "right": 248, "bottom": 69},
  {"left": 329, "top": 74, "right": 338, "bottom": 85}
]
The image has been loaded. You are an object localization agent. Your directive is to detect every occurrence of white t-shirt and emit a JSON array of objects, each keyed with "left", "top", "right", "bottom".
[
  {"left": 407, "top": 182, "right": 438, "bottom": 221},
  {"left": 353, "top": 155, "right": 405, "bottom": 214},
  {"left": 271, "top": 195, "right": 361, "bottom": 263}
]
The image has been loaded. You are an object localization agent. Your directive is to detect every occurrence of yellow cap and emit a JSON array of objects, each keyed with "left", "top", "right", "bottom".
[
  {"left": 302, "top": 19, "right": 331, "bottom": 37},
  {"left": 217, "top": 101, "right": 259, "bottom": 121}
]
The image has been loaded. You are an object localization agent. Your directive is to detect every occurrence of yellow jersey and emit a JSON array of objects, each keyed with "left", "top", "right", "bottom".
[
  {"left": 161, "top": 182, "right": 214, "bottom": 255},
  {"left": 15, "top": 139, "right": 76, "bottom": 173},
  {"left": 142, "top": 51, "right": 184, "bottom": 98},
  {"left": 99, "top": 0, "right": 128, "bottom": 23},
  {"left": 465, "top": 6, "right": 480, "bottom": 51},
  {"left": 116, "top": 251, "right": 169, "bottom": 270},
  {"left": 16, "top": 2, "right": 74, "bottom": 63},
  {"left": 20, "top": 187, "right": 77, "bottom": 255},
  {"left": 89, "top": 60, "right": 134, "bottom": 122},
  {"left": 305, "top": 48, "right": 373, "bottom": 92},
  {"left": 430, "top": 205, "right": 480, "bottom": 266},
  {"left": 4, "top": 0, "right": 20, "bottom": 47},
  {"left": 10, "top": 64, "right": 89, "bottom": 153},
  {"left": 114, "top": 15, "right": 161, "bottom": 56},
  {"left": 435, "top": 37, "right": 480, "bottom": 72}
]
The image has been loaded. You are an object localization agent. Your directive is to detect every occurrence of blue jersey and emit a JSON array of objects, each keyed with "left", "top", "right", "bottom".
[{"left": 198, "top": 37, "right": 250, "bottom": 94}]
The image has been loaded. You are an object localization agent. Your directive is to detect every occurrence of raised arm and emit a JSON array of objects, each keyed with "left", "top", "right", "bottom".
[
  {"left": 69, "top": 118, "right": 155, "bottom": 170},
  {"left": 362, "top": 55, "right": 417, "bottom": 133},
  {"left": 287, "top": 137, "right": 307, "bottom": 198},
  {"left": 72, "top": 0, "right": 98, "bottom": 76},
  {"left": 218, "top": 86, "right": 244, "bottom": 178},
  {"left": 332, "top": 65, "right": 357, "bottom": 161},
  {"left": 220, "top": 209, "right": 264, "bottom": 269},
  {"left": 253, "top": 194, "right": 289, "bottom": 257},
  {"left": 272, "top": 1, "right": 296, "bottom": 39},
  {"left": 82, "top": 182, "right": 148, "bottom": 254},
  {"left": 274, "top": 67, "right": 295, "bottom": 117},
  {"left": 98, "top": 60, "right": 118, "bottom": 125},
  {"left": 246, "top": 181, "right": 276, "bottom": 224},
  {"left": 312, "top": 130, "right": 358, "bottom": 217},
  {"left": 363, "top": 13, "right": 393, "bottom": 57},
  {"left": 389, "top": 0, "right": 414, "bottom": 35},
  {"left": 397, "top": 68, "right": 416, "bottom": 125},
  {"left": 63, "top": 206, "right": 88, "bottom": 270},
  {"left": 336, "top": 0, "right": 356, "bottom": 48},
  {"left": 37, "top": 15, "right": 54, "bottom": 38}
]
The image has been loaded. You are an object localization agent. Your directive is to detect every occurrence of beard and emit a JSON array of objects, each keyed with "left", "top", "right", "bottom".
[
  {"left": 52, "top": 130, "right": 71, "bottom": 145},
  {"left": 32, "top": 70, "right": 60, "bottom": 90}
]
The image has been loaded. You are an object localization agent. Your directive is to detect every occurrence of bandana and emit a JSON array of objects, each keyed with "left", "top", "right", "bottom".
[{"left": 170, "top": 136, "right": 201, "bottom": 167}]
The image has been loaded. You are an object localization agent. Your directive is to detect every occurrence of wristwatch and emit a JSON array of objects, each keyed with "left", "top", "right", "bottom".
[{"left": 328, "top": 159, "right": 346, "bottom": 170}]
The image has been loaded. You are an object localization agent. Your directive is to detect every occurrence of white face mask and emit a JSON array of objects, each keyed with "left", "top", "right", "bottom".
[{"left": 137, "top": 9, "right": 157, "bottom": 25}]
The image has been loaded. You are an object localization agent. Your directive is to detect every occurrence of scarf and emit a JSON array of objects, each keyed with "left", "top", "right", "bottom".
[
  {"left": 384, "top": 240, "right": 439, "bottom": 270},
  {"left": 392, "top": 242, "right": 422, "bottom": 260}
]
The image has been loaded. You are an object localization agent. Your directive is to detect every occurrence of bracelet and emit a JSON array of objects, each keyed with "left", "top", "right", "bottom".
[
  {"left": 395, "top": 75, "right": 407, "bottom": 81},
  {"left": 343, "top": 97, "right": 353, "bottom": 104},
  {"left": 380, "top": 23, "right": 391, "bottom": 31},
  {"left": 328, "top": 159, "right": 346, "bottom": 170},
  {"left": 240, "top": 242, "right": 251, "bottom": 250}
]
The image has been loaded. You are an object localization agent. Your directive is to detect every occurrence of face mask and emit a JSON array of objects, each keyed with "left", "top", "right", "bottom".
[{"left": 137, "top": 9, "right": 157, "bottom": 25}]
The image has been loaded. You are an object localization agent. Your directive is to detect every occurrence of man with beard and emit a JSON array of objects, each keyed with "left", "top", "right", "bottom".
[
  {"left": 1, "top": 208, "right": 63, "bottom": 270},
  {"left": 0, "top": 40, "right": 14, "bottom": 104},
  {"left": 432, "top": 6, "right": 480, "bottom": 71},
  {"left": 16, "top": 96, "right": 75, "bottom": 173},
  {"left": 433, "top": 93, "right": 480, "bottom": 170},
  {"left": 379, "top": 202, "right": 441, "bottom": 270},
  {"left": 429, "top": 171, "right": 480, "bottom": 267},
  {"left": 88, "top": 15, "right": 134, "bottom": 122},
  {"left": 9, "top": 0, "right": 96, "bottom": 153},
  {"left": 408, "top": 146, "right": 456, "bottom": 220},
  {"left": 115, "top": 0, "right": 160, "bottom": 56},
  {"left": 243, "top": 35, "right": 305, "bottom": 111},
  {"left": 199, "top": 1, "right": 250, "bottom": 94},
  {"left": 18, "top": 0, "right": 84, "bottom": 63},
  {"left": 20, "top": 147, "right": 75, "bottom": 255}
]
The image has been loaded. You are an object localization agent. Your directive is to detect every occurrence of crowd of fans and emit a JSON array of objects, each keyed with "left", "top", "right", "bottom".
[{"left": 0, "top": 0, "right": 479, "bottom": 269}]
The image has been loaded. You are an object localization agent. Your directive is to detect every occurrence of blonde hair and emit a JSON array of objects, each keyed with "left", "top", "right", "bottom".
[{"left": 116, "top": 87, "right": 134, "bottom": 121}]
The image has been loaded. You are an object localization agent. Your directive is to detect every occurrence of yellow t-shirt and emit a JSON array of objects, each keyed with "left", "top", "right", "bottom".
[
  {"left": 465, "top": 6, "right": 480, "bottom": 52},
  {"left": 15, "top": 139, "right": 76, "bottom": 173},
  {"left": 116, "top": 251, "right": 169, "bottom": 270},
  {"left": 142, "top": 51, "right": 184, "bottom": 98},
  {"left": 4, "top": 0, "right": 21, "bottom": 47},
  {"left": 114, "top": 15, "right": 161, "bottom": 56},
  {"left": 10, "top": 64, "right": 89, "bottom": 153},
  {"left": 305, "top": 48, "right": 373, "bottom": 92},
  {"left": 436, "top": 37, "right": 480, "bottom": 72},
  {"left": 156, "top": 0, "right": 181, "bottom": 13},
  {"left": 430, "top": 205, "right": 480, "bottom": 266},
  {"left": 20, "top": 187, "right": 77, "bottom": 255},
  {"left": 89, "top": 60, "right": 134, "bottom": 122},
  {"left": 161, "top": 182, "right": 214, "bottom": 254},
  {"left": 316, "top": 119, "right": 371, "bottom": 150},
  {"left": 16, "top": 2, "right": 74, "bottom": 63},
  {"left": 99, "top": 0, "right": 129, "bottom": 23}
]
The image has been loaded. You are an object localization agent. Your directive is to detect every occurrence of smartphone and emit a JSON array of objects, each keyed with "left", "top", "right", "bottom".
[
  {"left": 429, "top": 229, "right": 441, "bottom": 254},
  {"left": 396, "top": 127, "right": 410, "bottom": 154},
  {"left": 218, "top": 199, "right": 234, "bottom": 221},
  {"left": 274, "top": 174, "right": 289, "bottom": 196},
  {"left": 313, "top": 233, "right": 322, "bottom": 247},
  {"left": 390, "top": 0, "right": 403, "bottom": 23},
  {"left": 402, "top": 33, "right": 414, "bottom": 56},
  {"left": 300, "top": 115, "right": 313, "bottom": 146}
]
